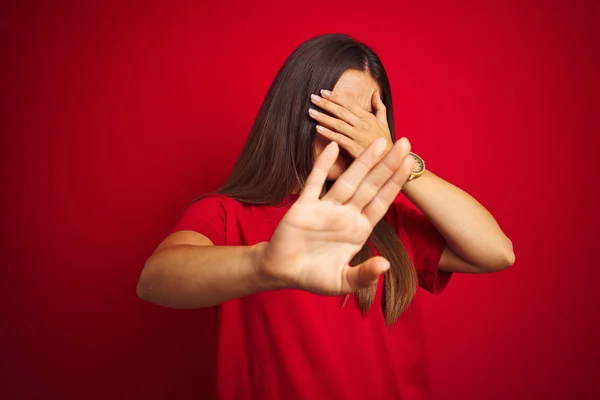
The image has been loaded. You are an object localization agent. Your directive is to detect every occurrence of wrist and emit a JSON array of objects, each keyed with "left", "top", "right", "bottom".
[
  {"left": 402, "top": 169, "right": 429, "bottom": 195},
  {"left": 250, "top": 242, "right": 290, "bottom": 292}
]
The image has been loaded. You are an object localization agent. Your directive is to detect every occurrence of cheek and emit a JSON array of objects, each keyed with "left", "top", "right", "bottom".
[
  {"left": 326, "top": 150, "right": 352, "bottom": 180},
  {"left": 314, "top": 133, "right": 328, "bottom": 156},
  {"left": 315, "top": 134, "right": 352, "bottom": 180}
]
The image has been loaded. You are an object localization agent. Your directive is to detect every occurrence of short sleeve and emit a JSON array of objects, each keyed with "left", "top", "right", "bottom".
[
  {"left": 169, "top": 195, "right": 227, "bottom": 246},
  {"left": 393, "top": 202, "right": 452, "bottom": 294}
]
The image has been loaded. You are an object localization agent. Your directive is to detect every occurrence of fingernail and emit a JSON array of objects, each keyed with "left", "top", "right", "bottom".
[
  {"left": 311, "top": 94, "right": 320, "bottom": 102},
  {"left": 320, "top": 90, "right": 331, "bottom": 97},
  {"left": 316, "top": 125, "right": 325, "bottom": 133},
  {"left": 309, "top": 108, "right": 319, "bottom": 117}
]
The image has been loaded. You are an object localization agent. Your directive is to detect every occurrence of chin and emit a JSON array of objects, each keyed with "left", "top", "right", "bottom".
[{"left": 326, "top": 152, "right": 352, "bottom": 180}]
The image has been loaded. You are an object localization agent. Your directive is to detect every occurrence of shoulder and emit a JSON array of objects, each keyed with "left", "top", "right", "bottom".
[
  {"left": 170, "top": 194, "right": 244, "bottom": 245},
  {"left": 181, "top": 194, "right": 276, "bottom": 225},
  {"left": 184, "top": 194, "right": 242, "bottom": 214},
  {"left": 190, "top": 193, "right": 235, "bottom": 206}
]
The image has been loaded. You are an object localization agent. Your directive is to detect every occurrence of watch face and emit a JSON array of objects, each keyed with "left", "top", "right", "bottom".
[{"left": 410, "top": 152, "right": 425, "bottom": 174}]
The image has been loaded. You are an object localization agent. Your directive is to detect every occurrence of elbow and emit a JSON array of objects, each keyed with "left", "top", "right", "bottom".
[
  {"left": 137, "top": 260, "right": 159, "bottom": 302},
  {"left": 488, "top": 239, "right": 516, "bottom": 272},
  {"left": 136, "top": 276, "right": 149, "bottom": 301},
  {"left": 494, "top": 250, "right": 515, "bottom": 272},
  {"left": 502, "top": 238, "right": 516, "bottom": 269},
  {"left": 504, "top": 245, "right": 516, "bottom": 269},
  {"left": 136, "top": 271, "right": 151, "bottom": 301}
]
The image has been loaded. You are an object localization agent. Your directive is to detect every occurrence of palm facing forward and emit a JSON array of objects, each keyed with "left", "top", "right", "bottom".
[{"left": 259, "top": 137, "right": 415, "bottom": 296}]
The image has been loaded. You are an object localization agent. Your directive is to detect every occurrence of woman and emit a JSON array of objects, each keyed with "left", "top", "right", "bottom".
[{"left": 137, "top": 34, "right": 514, "bottom": 399}]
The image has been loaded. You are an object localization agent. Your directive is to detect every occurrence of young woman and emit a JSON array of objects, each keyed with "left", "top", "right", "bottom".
[{"left": 137, "top": 34, "right": 514, "bottom": 399}]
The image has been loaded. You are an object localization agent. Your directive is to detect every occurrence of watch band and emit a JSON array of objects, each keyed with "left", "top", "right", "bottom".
[{"left": 407, "top": 152, "right": 425, "bottom": 181}]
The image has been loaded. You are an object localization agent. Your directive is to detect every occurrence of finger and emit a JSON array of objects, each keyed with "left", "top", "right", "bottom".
[
  {"left": 341, "top": 256, "right": 390, "bottom": 293},
  {"left": 318, "top": 90, "right": 370, "bottom": 118},
  {"left": 322, "top": 138, "right": 387, "bottom": 204},
  {"left": 300, "top": 142, "right": 339, "bottom": 201},
  {"left": 311, "top": 94, "right": 362, "bottom": 126},
  {"left": 309, "top": 107, "right": 354, "bottom": 137},
  {"left": 316, "top": 125, "right": 363, "bottom": 158},
  {"left": 362, "top": 152, "right": 415, "bottom": 224},
  {"left": 372, "top": 90, "right": 388, "bottom": 126},
  {"left": 349, "top": 137, "right": 411, "bottom": 210}
]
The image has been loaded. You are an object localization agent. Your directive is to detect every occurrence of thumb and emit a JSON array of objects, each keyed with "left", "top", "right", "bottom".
[
  {"left": 372, "top": 90, "right": 388, "bottom": 126},
  {"left": 341, "top": 256, "right": 390, "bottom": 293}
]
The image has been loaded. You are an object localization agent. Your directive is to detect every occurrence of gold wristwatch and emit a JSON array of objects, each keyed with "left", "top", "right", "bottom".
[{"left": 408, "top": 152, "right": 425, "bottom": 181}]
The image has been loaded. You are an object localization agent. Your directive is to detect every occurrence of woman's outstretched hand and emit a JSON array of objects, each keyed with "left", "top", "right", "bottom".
[{"left": 257, "top": 137, "right": 414, "bottom": 296}]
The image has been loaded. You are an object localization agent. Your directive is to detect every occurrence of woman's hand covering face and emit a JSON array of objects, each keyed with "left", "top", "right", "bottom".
[{"left": 309, "top": 89, "right": 394, "bottom": 158}]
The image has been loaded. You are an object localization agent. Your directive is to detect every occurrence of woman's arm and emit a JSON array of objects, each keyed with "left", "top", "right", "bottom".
[
  {"left": 308, "top": 90, "right": 515, "bottom": 274},
  {"left": 137, "top": 231, "right": 278, "bottom": 308},
  {"left": 402, "top": 170, "right": 515, "bottom": 273},
  {"left": 138, "top": 139, "right": 414, "bottom": 308}
]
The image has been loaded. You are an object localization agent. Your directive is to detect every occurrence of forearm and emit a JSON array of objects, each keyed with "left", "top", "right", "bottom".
[
  {"left": 137, "top": 242, "right": 282, "bottom": 308},
  {"left": 402, "top": 170, "right": 514, "bottom": 270}
]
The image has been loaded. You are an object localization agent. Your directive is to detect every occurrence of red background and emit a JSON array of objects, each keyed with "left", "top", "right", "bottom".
[{"left": 2, "top": 0, "right": 599, "bottom": 399}]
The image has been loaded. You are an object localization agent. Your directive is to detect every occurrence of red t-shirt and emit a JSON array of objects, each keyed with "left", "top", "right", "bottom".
[{"left": 170, "top": 194, "right": 451, "bottom": 399}]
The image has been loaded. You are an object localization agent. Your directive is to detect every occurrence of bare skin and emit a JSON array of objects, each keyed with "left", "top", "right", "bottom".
[
  {"left": 137, "top": 139, "right": 415, "bottom": 308},
  {"left": 137, "top": 70, "right": 514, "bottom": 309},
  {"left": 309, "top": 70, "right": 514, "bottom": 273}
]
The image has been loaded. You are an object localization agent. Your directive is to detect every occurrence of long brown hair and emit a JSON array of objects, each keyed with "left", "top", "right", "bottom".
[{"left": 213, "top": 34, "right": 416, "bottom": 326}]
